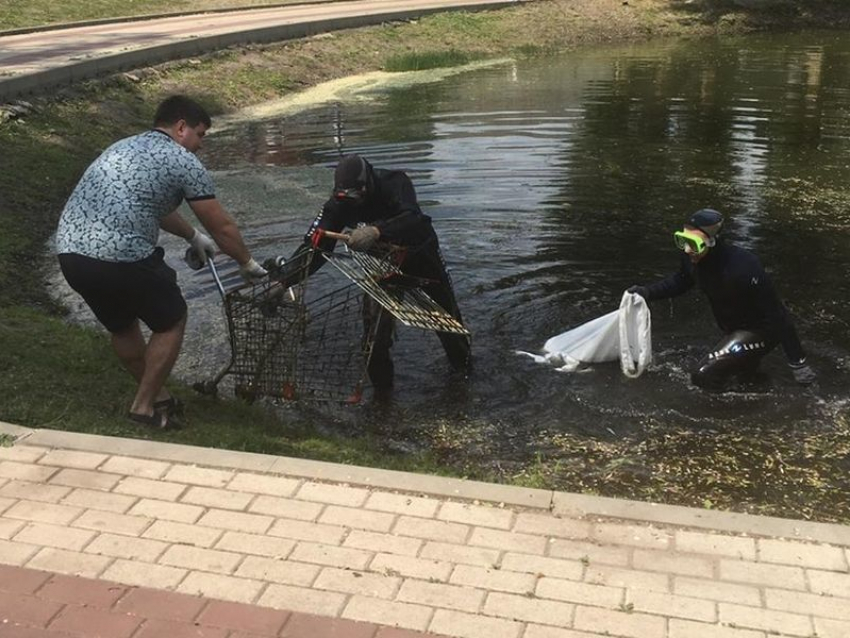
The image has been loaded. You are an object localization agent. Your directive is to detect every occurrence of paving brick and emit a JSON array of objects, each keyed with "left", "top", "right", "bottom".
[
  {"left": 216, "top": 531, "right": 296, "bottom": 559},
  {"left": 718, "top": 559, "right": 806, "bottom": 590},
  {"left": 673, "top": 577, "right": 761, "bottom": 606},
  {"left": 451, "top": 564, "right": 536, "bottom": 595},
  {"left": 127, "top": 498, "right": 203, "bottom": 523},
  {"left": 132, "top": 618, "right": 228, "bottom": 638},
  {"left": 13, "top": 522, "right": 96, "bottom": 551},
  {"left": 0, "top": 518, "right": 26, "bottom": 540},
  {"left": 524, "top": 627, "right": 622, "bottom": 638},
  {"left": 72, "top": 510, "right": 152, "bottom": 536},
  {"left": 547, "top": 538, "right": 630, "bottom": 567},
  {"left": 365, "top": 492, "right": 440, "bottom": 519},
  {"left": 429, "top": 608, "right": 522, "bottom": 638},
  {"left": 26, "top": 547, "right": 112, "bottom": 578},
  {"left": 282, "top": 612, "right": 378, "bottom": 638},
  {"left": 758, "top": 538, "right": 848, "bottom": 571},
  {"left": 248, "top": 495, "right": 324, "bottom": 521},
  {"left": 583, "top": 566, "right": 670, "bottom": 593},
  {"left": 393, "top": 516, "right": 470, "bottom": 544},
  {"left": 0, "top": 538, "right": 39, "bottom": 565},
  {"left": 675, "top": 531, "right": 756, "bottom": 560},
  {"left": 627, "top": 589, "right": 716, "bottom": 622},
  {"left": 114, "top": 476, "right": 187, "bottom": 501},
  {"left": 468, "top": 527, "right": 547, "bottom": 555},
  {"left": 0, "top": 624, "right": 75, "bottom": 637},
  {"left": 142, "top": 520, "right": 222, "bottom": 547},
  {"left": 765, "top": 587, "right": 850, "bottom": 621},
  {"left": 37, "top": 573, "right": 128, "bottom": 607},
  {"left": 163, "top": 465, "right": 234, "bottom": 487},
  {"left": 815, "top": 617, "right": 850, "bottom": 638},
  {"left": 573, "top": 604, "right": 666, "bottom": 638},
  {"left": 420, "top": 541, "right": 500, "bottom": 568},
  {"left": 315, "top": 566, "right": 401, "bottom": 599},
  {"left": 592, "top": 523, "right": 671, "bottom": 550},
  {"left": 668, "top": 619, "right": 767, "bottom": 638},
  {"left": 718, "top": 603, "right": 813, "bottom": 636},
  {"left": 0, "top": 461, "right": 57, "bottom": 483},
  {"left": 370, "top": 553, "right": 453, "bottom": 582},
  {"left": 483, "top": 591, "right": 573, "bottom": 626},
  {"left": 227, "top": 473, "right": 300, "bottom": 497},
  {"left": 632, "top": 549, "right": 715, "bottom": 578},
  {"left": 296, "top": 482, "right": 370, "bottom": 507},
  {"left": 198, "top": 599, "right": 291, "bottom": 634},
  {"left": 234, "top": 556, "right": 320, "bottom": 587},
  {"left": 4, "top": 500, "right": 83, "bottom": 526},
  {"left": 806, "top": 568, "right": 850, "bottom": 597},
  {"left": 0, "top": 564, "right": 52, "bottom": 594},
  {"left": 49, "top": 605, "right": 142, "bottom": 638},
  {"left": 160, "top": 545, "right": 243, "bottom": 574},
  {"left": 114, "top": 587, "right": 207, "bottom": 622},
  {"left": 290, "top": 541, "right": 372, "bottom": 570},
  {"left": 197, "top": 509, "right": 274, "bottom": 535},
  {"left": 344, "top": 530, "right": 422, "bottom": 557},
  {"left": 343, "top": 595, "right": 432, "bottom": 631},
  {"left": 512, "top": 514, "right": 591, "bottom": 540},
  {"left": 0, "top": 480, "right": 72, "bottom": 504},
  {"left": 176, "top": 572, "right": 264, "bottom": 604},
  {"left": 319, "top": 505, "right": 396, "bottom": 532},
  {"left": 61, "top": 488, "right": 137, "bottom": 514},
  {"left": 48, "top": 468, "right": 122, "bottom": 491},
  {"left": 0, "top": 590, "right": 64, "bottom": 627},
  {"left": 0, "top": 446, "right": 47, "bottom": 464},
  {"left": 100, "top": 456, "right": 170, "bottom": 479},
  {"left": 0, "top": 495, "right": 13, "bottom": 514},
  {"left": 398, "top": 579, "right": 485, "bottom": 613},
  {"left": 181, "top": 486, "right": 253, "bottom": 511},
  {"left": 500, "top": 553, "right": 583, "bottom": 581},
  {"left": 258, "top": 583, "right": 347, "bottom": 616},
  {"left": 39, "top": 450, "right": 108, "bottom": 470},
  {"left": 101, "top": 559, "right": 187, "bottom": 589},
  {"left": 267, "top": 518, "right": 347, "bottom": 545},
  {"left": 84, "top": 533, "right": 168, "bottom": 562},
  {"left": 535, "top": 576, "right": 623, "bottom": 607},
  {"left": 437, "top": 502, "right": 513, "bottom": 530},
  {"left": 374, "top": 628, "right": 439, "bottom": 638}
]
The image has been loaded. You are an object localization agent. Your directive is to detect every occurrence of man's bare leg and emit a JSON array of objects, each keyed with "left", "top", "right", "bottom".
[
  {"left": 129, "top": 314, "right": 186, "bottom": 418},
  {"left": 111, "top": 321, "right": 174, "bottom": 408}
]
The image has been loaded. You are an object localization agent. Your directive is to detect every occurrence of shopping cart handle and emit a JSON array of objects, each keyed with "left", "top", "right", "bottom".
[{"left": 207, "top": 258, "right": 227, "bottom": 300}]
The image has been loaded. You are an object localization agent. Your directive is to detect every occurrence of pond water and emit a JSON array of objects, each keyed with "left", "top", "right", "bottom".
[{"left": 59, "top": 31, "right": 850, "bottom": 518}]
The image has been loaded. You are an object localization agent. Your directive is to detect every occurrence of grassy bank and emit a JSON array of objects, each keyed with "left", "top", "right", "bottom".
[{"left": 3, "top": 0, "right": 850, "bottom": 519}]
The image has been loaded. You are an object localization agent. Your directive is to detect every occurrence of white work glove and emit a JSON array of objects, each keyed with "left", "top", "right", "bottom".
[
  {"left": 789, "top": 360, "right": 816, "bottom": 386},
  {"left": 239, "top": 258, "right": 268, "bottom": 284},
  {"left": 186, "top": 228, "right": 216, "bottom": 266},
  {"left": 347, "top": 225, "right": 380, "bottom": 252}
]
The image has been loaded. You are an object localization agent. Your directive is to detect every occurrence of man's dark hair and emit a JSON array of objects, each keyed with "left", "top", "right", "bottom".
[{"left": 153, "top": 95, "right": 212, "bottom": 129}]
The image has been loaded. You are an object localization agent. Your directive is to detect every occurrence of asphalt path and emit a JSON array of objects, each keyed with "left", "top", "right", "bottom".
[{"left": 0, "top": 0, "right": 519, "bottom": 101}]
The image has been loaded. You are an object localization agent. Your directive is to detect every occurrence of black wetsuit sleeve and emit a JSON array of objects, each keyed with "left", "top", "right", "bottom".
[
  {"left": 752, "top": 271, "right": 806, "bottom": 363},
  {"left": 372, "top": 173, "right": 434, "bottom": 246},
  {"left": 274, "top": 200, "right": 344, "bottom": 287},
  {"left": 643, "top": 255, "right": 694, "bottom": 301}
]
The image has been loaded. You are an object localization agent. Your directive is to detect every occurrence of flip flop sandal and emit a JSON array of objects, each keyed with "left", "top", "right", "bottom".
[
  {"left": 153, "top": 397, "right": 184, "bottom": 416},
  {"left": 127, "top": 411, "right": 180, "bottom": 430}
]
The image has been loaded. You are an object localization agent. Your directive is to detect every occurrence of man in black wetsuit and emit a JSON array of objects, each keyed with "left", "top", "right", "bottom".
[
  {"left": 628, "top": 209, "right": 815, "bottom": 390},
  {"left": 272, "top": 154, "right": 471, "bottom": 393}
]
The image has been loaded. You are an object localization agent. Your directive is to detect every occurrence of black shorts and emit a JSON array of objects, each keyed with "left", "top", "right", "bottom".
[{"left": 58, "top": 248, "right": 187, "bottom": 334}]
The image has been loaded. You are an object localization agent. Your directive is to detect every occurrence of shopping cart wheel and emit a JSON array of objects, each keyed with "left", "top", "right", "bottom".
[
  {"left": 235, "top": 383, "right": 259, "bottom": 404},
  {"left": 193, "top": 380, "right": 219, "bottom": 397}
]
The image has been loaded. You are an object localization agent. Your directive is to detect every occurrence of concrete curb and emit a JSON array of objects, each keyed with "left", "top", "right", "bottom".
[
  {"left": 3, "top": 420, "right": 849, "bottom": 546},
  {"left": 0, "top": 1, "right": 519, "bottom": 102}
]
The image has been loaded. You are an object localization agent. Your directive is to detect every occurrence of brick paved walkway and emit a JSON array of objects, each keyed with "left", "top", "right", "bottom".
[{"left": 1, "top": 424, "right": 850, "bottom": 638}]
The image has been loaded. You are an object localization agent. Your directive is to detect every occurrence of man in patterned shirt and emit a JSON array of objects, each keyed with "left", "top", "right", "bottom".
[{"left": 55, "top": 95, "right": 267, "bottom": 429}]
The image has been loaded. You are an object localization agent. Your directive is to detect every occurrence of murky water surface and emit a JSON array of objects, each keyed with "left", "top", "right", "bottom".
[{"left": 60, "top": 32, "right": 850, "bottom": 517}]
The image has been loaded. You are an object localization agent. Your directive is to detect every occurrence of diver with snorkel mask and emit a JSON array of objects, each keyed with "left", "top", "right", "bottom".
[{"left": 627, "top": 209, "right": 815, "bottom": 391}]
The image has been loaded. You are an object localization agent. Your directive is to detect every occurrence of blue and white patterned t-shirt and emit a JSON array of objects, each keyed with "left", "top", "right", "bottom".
[{"left": 55, "top": 130, "right": 215, "bottom": 262}]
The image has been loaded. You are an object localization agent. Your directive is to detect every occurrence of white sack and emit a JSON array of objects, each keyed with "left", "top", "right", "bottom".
[{"left": 517, "top": 292, "right": 652, "bottom": 377}]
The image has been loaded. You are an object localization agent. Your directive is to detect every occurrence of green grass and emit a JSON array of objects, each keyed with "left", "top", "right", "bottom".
[{"left": 384, "top": 49, "right": 478, "bottom": 73}]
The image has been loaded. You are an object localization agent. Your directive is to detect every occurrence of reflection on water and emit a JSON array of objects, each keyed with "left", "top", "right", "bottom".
[{"left": 64, "top": 32, "right": 850, "bottom": 519}]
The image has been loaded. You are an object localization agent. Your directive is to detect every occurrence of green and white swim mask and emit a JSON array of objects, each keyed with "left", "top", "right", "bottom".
[{"left": 673, "top": 229, "right": 708, "bottom": 255}]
